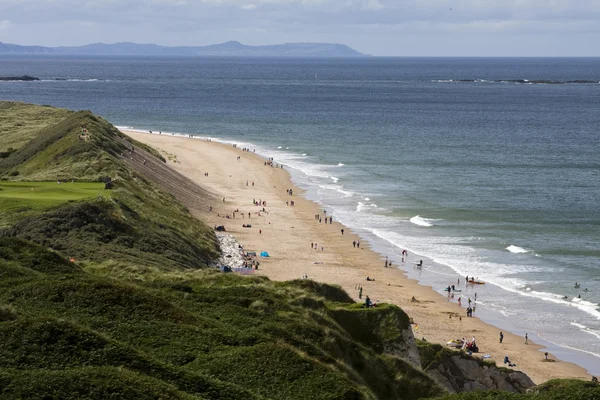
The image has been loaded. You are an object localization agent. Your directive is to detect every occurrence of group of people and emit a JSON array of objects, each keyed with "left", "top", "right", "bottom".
[
  {"left": 316, "top": 215, "right": 333, "bottom": 224},
  {"left": 457, "top": 336, "right": 479, "bottom": 353},
  {"left": 310, "top": 242, "right": 324, "bottom": 251}
]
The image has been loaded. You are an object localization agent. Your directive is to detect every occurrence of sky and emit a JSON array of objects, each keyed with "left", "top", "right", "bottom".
[{"left": 0, "top": 0, "right": 599, "bottom": 56}]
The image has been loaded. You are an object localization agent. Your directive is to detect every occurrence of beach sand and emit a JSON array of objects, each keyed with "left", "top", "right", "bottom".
[{"left": 123, "top": 130, "right": 591, "bottom": 385}]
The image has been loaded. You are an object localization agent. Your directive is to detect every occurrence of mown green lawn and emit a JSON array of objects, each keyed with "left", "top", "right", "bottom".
[{"left": 0, "top": 181, "right": 108, "bottom": 227}]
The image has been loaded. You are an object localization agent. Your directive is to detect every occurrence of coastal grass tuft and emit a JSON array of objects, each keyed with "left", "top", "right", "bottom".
[
  {"left": 431, "top": 378, "right": 600, "bottom": 399},
  {"left": 0, "top": 101, "right": 71, "bottom": 153}
]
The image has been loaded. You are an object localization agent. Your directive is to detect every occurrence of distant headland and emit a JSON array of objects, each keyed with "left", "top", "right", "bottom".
[{"left": 0, "top": 41, "right": 366, "bottom": 57}]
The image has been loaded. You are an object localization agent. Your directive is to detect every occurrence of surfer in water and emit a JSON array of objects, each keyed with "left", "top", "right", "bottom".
[{"left": 416, "top": 260, "right": 423, "bottom": 267}]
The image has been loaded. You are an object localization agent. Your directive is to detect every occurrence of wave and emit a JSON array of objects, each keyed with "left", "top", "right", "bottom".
[
  {"left": 537, "top": 333, "right": 600, "bottom": 361},
  {"left": 410, "top": 215, "right": 435, "bottom": 227},
  {"left": 506, "top": 245, "right": 529, "bottom": 254},
  {"left": 433, "top": 78, "right": 600, "bottom": 85},
  {"left": 330, "top": 176, "right": 339, "bottom": 183},
  {"left": 39, "top": 78, "right": 106, "bottom": 82},
  {"left": 516, "top": 289, "right": 600, "bottom": 321},
  {"left": 356, "top": 201, "right": 378, "bottom": 212},
  {"left": 570, "top": 322, "right": 600, "bottom": 340},
  {"left": 337, "top": 163, "right": 345, "bottom": 167}
]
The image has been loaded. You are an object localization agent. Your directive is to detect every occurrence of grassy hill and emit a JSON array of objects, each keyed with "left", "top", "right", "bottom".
[
  {"left": 0, "top": 102, "right": 218, "bottom": 273},
  {"left": 0, "top": 101, "right": 597, "bottom": 399}
]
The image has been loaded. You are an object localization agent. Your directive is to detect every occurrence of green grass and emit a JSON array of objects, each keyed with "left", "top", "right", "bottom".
[
  {"left": 0, "top": 181, "right": 107, "bottom": 228},
  {"left": 0, "top": 101, "right": 71, "bottom": 154},
  {"left": 0, "top": 181, "right": 106, "bottom": 201}
]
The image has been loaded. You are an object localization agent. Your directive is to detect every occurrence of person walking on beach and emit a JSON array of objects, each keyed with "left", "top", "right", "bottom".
[
  {"left": 525, "top": 333, "right": 528, "bottom": 345},
  {"left": 499, "top": 332, "right": 504, "bottom": 344},
  {"left": 353, "top": 240, "right": 356, "bottom": 248},
  {"left": 341, "top": 229, "right": 344, "bottom": 235},
  {"left": 357, "top": 241, "right": 360, "bottom": 248}
]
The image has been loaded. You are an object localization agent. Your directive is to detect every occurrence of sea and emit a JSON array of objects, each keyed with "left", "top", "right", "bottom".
[{"left": 1, "top": 55, "right": 599, "bottom": 374}]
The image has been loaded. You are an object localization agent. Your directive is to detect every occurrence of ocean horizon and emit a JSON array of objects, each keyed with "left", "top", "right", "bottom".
[{"left": 1, "top": 55, "right": 599, "bottom": 375}]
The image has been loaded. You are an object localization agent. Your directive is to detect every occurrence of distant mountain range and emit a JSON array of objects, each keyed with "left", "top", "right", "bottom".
[{"left": 0, "top": 41, "right": 366, "bottom": 57}]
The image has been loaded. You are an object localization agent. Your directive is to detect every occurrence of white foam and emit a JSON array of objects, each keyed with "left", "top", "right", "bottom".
[
  {"left": 570, "top": 322, "right": 600, "bottom": 340},
  {"left": 410, "top": 215, "right": 434, "bottom": 227},
  {"left": 277, "top": 146, "right": 282, "bottom": 149},
  {"left": 302, "top": 153, "right": 307, "bottom": 156},
  {"left": 337, "top": 163, "right": 345, "bottom": 167},
  {"left": 538, "top": 334, "right": 600, "bottom": 360},
  {"left": 506, "top": 245, "right": 529, "bottom": 254},
  {"left": 318, "top": 184, "right": 354, "bottom": 198},
  {"left": 514, "top": 289, "right": 600, "bottom": 321},
  {"left": 356, "top": 201, "right": 378, "bottom": 212},
  {"left": 330, "top": 176, "right": 339, "bottom": 183},
  {"left": 364, "top": 197, "right": 370, "bottom": 201}
]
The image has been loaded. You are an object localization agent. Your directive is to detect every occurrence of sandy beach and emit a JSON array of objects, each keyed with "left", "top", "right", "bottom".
[{"left": 123, "top": 129, "right": 591, "bottom": 385}]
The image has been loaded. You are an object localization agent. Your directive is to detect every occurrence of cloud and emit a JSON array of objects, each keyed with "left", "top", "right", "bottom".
[
  {"left": 241, "top": 4, "right": 257, "bottom": 10},
  {"left": 0, "top": 20, "right": 12, "bottom": 30}
]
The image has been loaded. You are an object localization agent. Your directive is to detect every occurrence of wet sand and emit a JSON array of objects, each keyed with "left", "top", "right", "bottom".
[{"left": 123, "top": 129, "right": 591, "bottom": 384}]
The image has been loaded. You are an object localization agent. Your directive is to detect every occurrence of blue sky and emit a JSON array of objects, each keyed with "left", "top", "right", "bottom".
[{"left": 1, "top": 0, "right": 599, "bottom": 56}]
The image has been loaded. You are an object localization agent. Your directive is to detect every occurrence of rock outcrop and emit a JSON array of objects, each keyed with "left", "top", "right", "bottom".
[
  {"left": 0, "top": 75, "right": 40, "bottom": 81},
  {"left": 428, "top": 355, "right": 535, "bottom": 393},
  {"left": 418, "top": 342, "right": 535, "bottom": 394}
]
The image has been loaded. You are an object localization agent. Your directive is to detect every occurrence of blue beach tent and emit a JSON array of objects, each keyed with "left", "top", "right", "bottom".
[{"left": 260, "top": 251, "right": 270, "bottom": 257}]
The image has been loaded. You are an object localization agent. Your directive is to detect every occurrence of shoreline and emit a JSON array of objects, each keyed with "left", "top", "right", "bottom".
[{"left": 123, "top": 128, "right": 592, "bottom": 384}]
